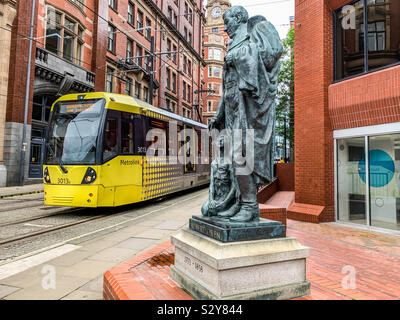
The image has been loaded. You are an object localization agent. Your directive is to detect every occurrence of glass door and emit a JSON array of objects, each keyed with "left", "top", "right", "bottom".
[{"left": 337, "top": 137, "right": 367, "bottom": 225}]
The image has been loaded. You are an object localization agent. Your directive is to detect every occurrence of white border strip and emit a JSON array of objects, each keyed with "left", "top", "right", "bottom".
[
  {"left": 333, "top": 122, "right": 400, "bottom": 139},
  {"left": 0, "top": 244, "right": 80, "bottom": 280}
]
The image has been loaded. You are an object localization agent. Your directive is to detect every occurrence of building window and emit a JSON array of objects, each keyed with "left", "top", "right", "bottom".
[
  {"left": 109, "top": 0, "right": 117, "bottom": 10},
  {"left": 212, "top": 27, "right": 218, "bottom": 33},
  {"left": 214, "top": 49, "right": 222, "bottom": 60},
  {"left": 208, "top": 66, "right": 212, "bottom": 77},
  {"left": 189, "top": 8, "right": 193, "bottom": 25},
  {"left": 166, "top": 68, "right": 171, "bottom": 89},
  {"left": 172, "top": 44, "right": 177, "bottom": 64},
  {"left": 125, "top": 78, "right": 132, "bottom": 96},
  {"left": 106, "top": 67, "right": 114, "bottom": 92},
  {"left": 70, "top": 0, "right": 84, "bottom": 10},
  {"left": 128, "top": 2, "right": 134, "bottom": 25},
  {"left": 171, "top": 101, "right": 176, "bottom": 113},
  {"left": 143, "top": 87, "right": 149, "bottom": 102},
  {"left": 183, "top": 107, "right": 191, "bottom": 119},
  {"left": 207, "top": 101, "right": 213, "bottom": 112},
  {"left": 135, "top": 82, "right": 141, "bottom": 99},
  {"left": 137, "top": 10, "right": 143, "bottom": 31},
  {"left": 182, "top": 82, "right": 186, "bottom": 100},
  {"left": 183, "top": 56, "right": 187, "bottom": 73},
  {"left": 185, "top": 2, "right": 189, "bottom": 18},
  {"left": 145, "top": 18, "right": 151, "bottom": 40},
  {"left": 167, "top": 38, "right": 172, "bottom": 59},
  {"left": 126, "top": 39, "right": 133, "bottom": 64},
  {"left": 172, "top": 72, "right": 176, "bottom": 92},
  {"left": 213, "top": 66, "right": 221, "bottom": 78},
  {"left": 184, "top": 27, "right": 188, "bottom": 41},
  {"left": 145, "top": 51, "right": 151, "bottom": 72},
  {"left": 136, "top": 45, "right": 143, "bottom": 67},
  {"left": 45, "top": 9, "right": 84, "bottom": 65},
  {"left": 107, "top": 24, "right": 115, "bottom": 52},
  {"left": 188, "top": 32, "right": 192, "bottom": 45},
  {"left": 187, "top": 84, "right": 191, "bottom": 102},
  {"left": 337, "top": 132, "right": 400, "bottom": 231},
  {"left": 208, "top": 48, "right": 213, "bottom": 60},
  {"left": 168, "top": 6, "right": 173, "bottom": 22},
  {"left": 188, "top": 60, "right": 192, "bottom": 76},
  {"left": 32, "top": 95, "right": 55, "bottom": 123},
  {"left": 334, "top": 0, "right": 400, "bottom": 81}
]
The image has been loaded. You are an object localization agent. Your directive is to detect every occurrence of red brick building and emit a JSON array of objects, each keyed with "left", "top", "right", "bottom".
[
  {"left": 202, "top": 0, "right": 230, "bottom": 125},
  {"left": 292, "top": 0, "right": 400, "bottom": 232},
  {"left": 4, "top": 0, "right": 205, "bottom": 186}
]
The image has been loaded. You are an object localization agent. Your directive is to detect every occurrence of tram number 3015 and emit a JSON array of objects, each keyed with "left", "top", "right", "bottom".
[{"left": 57, "top": 178, "right": 71, "bottom": 185}]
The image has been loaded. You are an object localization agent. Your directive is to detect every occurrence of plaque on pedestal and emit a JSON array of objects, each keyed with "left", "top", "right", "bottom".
[{"left": 189, "top": 216, "right": 286, "bottom": 243}]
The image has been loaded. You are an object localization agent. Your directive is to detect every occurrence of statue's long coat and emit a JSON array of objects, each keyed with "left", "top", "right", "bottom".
[{"left": 220, "top": 18, "right": 282, "bottom": 184}]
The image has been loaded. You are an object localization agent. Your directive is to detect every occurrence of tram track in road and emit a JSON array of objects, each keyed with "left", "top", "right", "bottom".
[
  {"left": 0, "top": 196, "right": 169, "bottom": 247},
  {"left": 0, "top": 186, "right": 208, "bottom": 262},
  {"left": 0, "top": 208, "right": 107, "bottom": 246},
  {"left": 0, "top": 207, "right": 85, "bottom": 228}
]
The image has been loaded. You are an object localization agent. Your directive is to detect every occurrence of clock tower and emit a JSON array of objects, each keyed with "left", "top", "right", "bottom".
[
  {"left": 205, "top": 0, "right": 231, "bottom": 25},
  {"left": 202, "top": 0, "right": 231, "bottom": 125}
]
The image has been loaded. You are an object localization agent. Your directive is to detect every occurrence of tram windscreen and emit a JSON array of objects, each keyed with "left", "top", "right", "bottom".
[{"left": 46, "top": 99, "right": 104, "bottom": 165}]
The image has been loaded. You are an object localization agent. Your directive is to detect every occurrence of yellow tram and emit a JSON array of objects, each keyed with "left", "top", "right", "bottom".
[{"left": 43, "top": 92, "right": 210, "bottom": 207}]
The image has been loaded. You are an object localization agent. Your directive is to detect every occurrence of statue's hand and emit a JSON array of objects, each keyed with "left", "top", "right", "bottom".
[
  {"left": 209, "top": 200, "right": 217, "bottom": 210},
  {"left": 224, "top": 53, "right": 233, "bottom": 66}
]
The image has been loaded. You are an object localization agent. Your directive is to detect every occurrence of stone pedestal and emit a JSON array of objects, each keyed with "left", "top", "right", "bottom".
[{"left": 170, "top": 229, "right": 310, "bottom": 300}]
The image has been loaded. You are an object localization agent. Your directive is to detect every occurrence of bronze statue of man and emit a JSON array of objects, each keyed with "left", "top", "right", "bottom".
[{"left": 208, "top": 6, "right": 283, "bottom": 223}]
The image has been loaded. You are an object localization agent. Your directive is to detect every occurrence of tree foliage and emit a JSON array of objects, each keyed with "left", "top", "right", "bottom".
[{"left": 276, "top": 27, "right": 294, "bottom": 159}]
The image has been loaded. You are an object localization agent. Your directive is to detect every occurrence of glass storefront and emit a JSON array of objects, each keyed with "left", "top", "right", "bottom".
[
  {"left": 337, "top": 137, "right": 367, "bottom": 225},
  {"left": 337, "top": 133, "right": 400, "bottom": 231}
]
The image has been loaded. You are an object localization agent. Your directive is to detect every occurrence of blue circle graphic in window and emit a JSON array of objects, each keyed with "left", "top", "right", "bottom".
[{"left": 358, "top": 150, "right": 395, "bottom": 188}]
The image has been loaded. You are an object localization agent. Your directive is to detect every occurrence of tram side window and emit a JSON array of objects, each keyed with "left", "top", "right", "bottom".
[
  {"left": 121, "top": 112, "right": 134, "bottom": 154},
  {"left": 103, "top": 117, "right": 118, "bottom": 162},
  {"left": 147, "top": 118, "right": 168, "bottom": 157}
]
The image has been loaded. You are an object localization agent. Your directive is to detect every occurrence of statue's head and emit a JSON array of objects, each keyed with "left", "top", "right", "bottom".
[{"left": 223, "top": 6, "right": 249, "bottom": 39}]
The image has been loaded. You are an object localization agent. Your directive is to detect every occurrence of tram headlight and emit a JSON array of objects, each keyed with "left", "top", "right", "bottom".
[
  {"left": 81, "top": 167, "right": 97, "bottom": 184},
  {"left": 44, "top": 167, "right": 51, "bottom": 184}
]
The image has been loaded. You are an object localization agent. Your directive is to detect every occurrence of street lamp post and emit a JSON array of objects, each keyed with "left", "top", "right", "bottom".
[{"left": 19, "top": 0, "right": 36, "bottom": 186}]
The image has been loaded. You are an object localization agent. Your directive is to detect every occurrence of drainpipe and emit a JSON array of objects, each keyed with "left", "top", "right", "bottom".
[{"left": 20, "top": 0, "right": 36, "bottom": 186}]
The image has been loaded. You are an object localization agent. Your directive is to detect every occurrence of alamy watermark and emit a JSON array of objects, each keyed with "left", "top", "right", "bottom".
[
  {"left": 341, "top": 5, "right": 356, "bottom": 30},
  {"left": 41, "top": 265, "right": 56, "bottom": 290},
  {"left": 341, "top": 265, "right": 357, "bottom": 290}
]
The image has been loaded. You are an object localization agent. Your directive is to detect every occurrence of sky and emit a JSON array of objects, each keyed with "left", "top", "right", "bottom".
[{"left": 206, "top": 0, "right": 295, "bottom": 39}]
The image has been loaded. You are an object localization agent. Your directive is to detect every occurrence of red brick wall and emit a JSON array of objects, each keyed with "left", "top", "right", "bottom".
[
  {"left": 6, "top": 0, "right": 39, "bottom": 124},
  {"left": 257, "top": 178, "right": 279, "bottom": 204},
  {"left": 329, "top": 65, "right": 400, "bottom": 130},
  {"left": 276, "top": 163, "right": 295, "bottom": 191},
  {"left": 294, "top": 0, "right": 334, "bottom": 222}
]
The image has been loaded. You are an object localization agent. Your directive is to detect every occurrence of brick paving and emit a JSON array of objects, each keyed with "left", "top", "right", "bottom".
[{"left": 105, "top": 219, "right": 400, "bottom": 300}]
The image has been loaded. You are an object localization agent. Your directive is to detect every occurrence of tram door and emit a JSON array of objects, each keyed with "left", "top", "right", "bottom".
[
  {"left": 184, "top": 125, "right": 195, "bottom": 174},
  {"left": 29, "top": 127, "right": 46, "bottom": 178}
]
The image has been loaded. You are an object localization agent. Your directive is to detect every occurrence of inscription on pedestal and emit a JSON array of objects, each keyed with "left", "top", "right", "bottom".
[
  {"left": 190, "top": 221, "right": 223, "bottom": 241},
  {"left": 184, "top": 256, "right": 204, "bottom": 274},
  {"left": 189, "top": 216, "right": 286, "bottom": 243}
]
